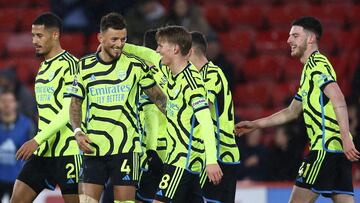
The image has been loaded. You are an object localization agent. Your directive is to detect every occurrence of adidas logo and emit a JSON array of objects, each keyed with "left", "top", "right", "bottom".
[
  {"left": 122, "top": 175, "right": 130, "bottom": 181},
  {"left": 296, "top": 177, "right": 303, "bottom": 183},
  {"left": 156, "top": 190, "right": 163, "bottom": 196},
  {"left": 67, "top": 178, "right": 75, "bottom": 184},
  {"left": 90, "top": 74, "right": 96, "bottom": 81}
]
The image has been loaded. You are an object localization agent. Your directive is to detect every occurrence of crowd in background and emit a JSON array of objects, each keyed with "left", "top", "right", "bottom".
[{"left": 1, "top": 0, "right": 360, "bottom": 200}]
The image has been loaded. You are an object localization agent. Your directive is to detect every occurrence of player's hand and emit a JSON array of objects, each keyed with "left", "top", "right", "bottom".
[
  {"left": 16, "top": 139, "right": 39, "bottom": 161},
  {"left": 146, "top": 150, "right": 163, "bottom": 175},
  {"left": 206, "top": 163, "right": 223, "bottom": 185},
  {"left": 342, "top": 136, "right": 360, "bottom": 162},
  {"left": 75, "top": 131, "right": 94, "bottom": 154},
  {"left": 235, "top": 121, "right": 258, "bottom": 137}
]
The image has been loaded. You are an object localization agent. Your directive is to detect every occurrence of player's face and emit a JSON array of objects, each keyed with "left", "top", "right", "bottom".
[
  {"left": 32, "top": 25, "right": 55, "bottom": 57},
  {"left": 287, "top": 26, "right": 308, "bottom": 58},
  {"left": 0, "top": 93, "right": 17, "bottom": 115},
  {"left": 99, "top": 28, "right": 127, "bottom": 60},
  {"left": 156, "top": 39, "right": 175, "bottom": 66}
]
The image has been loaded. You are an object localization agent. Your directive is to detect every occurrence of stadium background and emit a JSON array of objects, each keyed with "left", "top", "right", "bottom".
[{"left": 0, "top": 0, "right": 359, "bottom": 202}]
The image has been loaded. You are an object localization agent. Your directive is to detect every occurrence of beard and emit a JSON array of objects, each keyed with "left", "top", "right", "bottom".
[
  {"left": 103, "top": 46, "right": 121, "bottom": 60},
  {"left": 292, "top": 41, "right": 307, "bottom": 58},
  {"left": 35, "top": 52, "right": 44, "bottom": 57}
]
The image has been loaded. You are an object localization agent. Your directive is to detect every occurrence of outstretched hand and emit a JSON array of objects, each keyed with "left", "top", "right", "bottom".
[
  {"left": 16, "top": 139, "right": 39, "bottom": 161},
  {"left": 342, "top": 137, "right": 360, "bottom": 162},
  {"left": 235, "top": 121, "right": 258, "bottom": 137}
]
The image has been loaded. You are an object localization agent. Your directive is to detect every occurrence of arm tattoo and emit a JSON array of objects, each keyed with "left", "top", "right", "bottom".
[
  {"left": 144, "top": 85, "right": 167, "bottom": 115},
  {"left": 70, "top": 97, "right": 83, "bottom": 130}
]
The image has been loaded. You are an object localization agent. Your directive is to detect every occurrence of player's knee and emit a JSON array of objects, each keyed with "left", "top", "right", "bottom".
[
  {"left": 114, "top": 201, "right": 135, "bottom": 203},
  {"left": 79, "top": 194, "right": 98, "bottom": 203}
]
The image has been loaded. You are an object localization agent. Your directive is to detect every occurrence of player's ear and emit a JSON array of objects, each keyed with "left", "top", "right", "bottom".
[
  {"left": 97, "top": 32, "right": 103, "bottom": 44},
  {"left": 173, "top": 44, "right": 180, "bottom": 54},
  {"left": 52, "top": 30, "right": 60, "bottom": 41},
  {"left": 308, "top": 32, "right": 317, "bottom": 45}
]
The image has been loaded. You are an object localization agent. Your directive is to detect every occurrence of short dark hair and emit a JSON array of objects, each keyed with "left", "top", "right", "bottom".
[
  {"left": 191, "top": 31, "right": 207, "bottom": 55},
  {"left": 143, "top": 29, "right": 158, "bottom": 50},
  {"left": 33, "top": 12, "right": 63, "bottom": 33},
  {"left": 156, "top": 26, "right": 192, "bottom": 56},
  {"left": 100, "top": 12, "right": 127, "bottom": 32},
  {"left": 292, "top": 16, "right": 322, "bottom": 42}
]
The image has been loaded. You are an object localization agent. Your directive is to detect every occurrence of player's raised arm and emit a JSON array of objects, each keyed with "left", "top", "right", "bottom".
[
  {"left": 235, "top": 99, "right": 303, "bottom": 136},
  {"left": 123, "top": 43, "right": 161, "bottom": 68}
]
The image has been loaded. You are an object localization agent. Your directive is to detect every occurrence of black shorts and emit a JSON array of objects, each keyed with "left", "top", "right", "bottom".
[
  {"left": 295, "top": 150, "right": 353, "bottom": 197},
  {"left": 136, "top": 169, "right": 162, "bottom": 202},
  {"left": 200, "top": 162, "right": 239, "bottom": 203},
  {"left": 81, "top": 153, "right": 140, "bottom": 186},
  {"left": 154, "top": 164, "right": 203, "bottom": 203},
  {"left": 17, "top": 155, "right": 82, "bottom": 195}
]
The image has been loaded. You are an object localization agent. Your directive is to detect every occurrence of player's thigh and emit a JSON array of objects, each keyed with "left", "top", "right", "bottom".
[
  {"left": 54, "top": 155, "right": 82, "bottom": 196},
  {"left": 10, "top": 180, "right": 37, "bottom": 203},
  {"left": 331, "top": 194, "right": 354, "bottom": 203},
  {"left": 114, "top": 185, "right": 136, "bottom": 201},
  {"left": 288, "top": 185, "right": 318, "bottom": 203},
  {"left": 13, "top": 156, "right": 51, "bottom": 201}
]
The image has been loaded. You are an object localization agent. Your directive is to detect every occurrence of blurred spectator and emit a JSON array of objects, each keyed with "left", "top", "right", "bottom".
[
  {"left": 125, "top": 0, "right": 166, "bottom": 44},
  {"left": 206, "top": 35, "right": 239, "bottom": 89},
  {"left": 0, "top": 90, "right": 34, "bottom": 201},
  {"left": 267, "top": 126, "right": 303, "bottom": 181},
  {"left": 50, "top": 0, "right": 92, "bottom": 32},
  {"left": 165, "top": 0, "right": 213, "bottom": 37},
  {"left": 237, "top": 129, "right": 268, "bottom": 181},
  {"left": 0, "top": 68, "right": 36, "bottom": 119},
  {"left": 51, "top": 0, "right": 135, "bottom": 33}
]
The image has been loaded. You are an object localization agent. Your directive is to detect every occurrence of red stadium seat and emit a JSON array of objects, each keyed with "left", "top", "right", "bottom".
[
  {"left": 0, "top": 8, "right": 21, "bottom": 31},
  {"left": 13, "top": 57, "right": 41, "bottom": 85},
  {"left": 243, "top": 55, "right": 285, "bottom": 81},
  {"left": 254, "top": 29, "right": 289, "bottom": 55},
  {"left": 281, "top": 58, "right": 302, "bottom": 82},
  {"left": 18, "top": 7, "right": 50, "bottom": 31},
  {"left": 0, "top": 0, "right": 30, "bottom": 8},
  {"left": 88, "top": 32, "right": 100, "bottom": 54},
  {"left": 6, "top": 32, "right": 33, "bottom": 57},
  {"left": 227, "top": 5, "right": 266, "bottom": 29},
  {"left": 271, "top": 82, "right": 299, "bottom": 107},
  {"left": 235, "top": 106, "right": 278, "bottom": 121},
  {"left": 31, "top": 0, "right": 50, "bottom": 7},
  {"left": 266, "top": 5, "right": 309, "bottom": 29},
  {"left": 60, "top": 33, "right": 85, "bottom": 58},
  {"left": 218, "top": 30, "right": 255, "bottom": 56},
  {"left": 202, "top": 3, "right": 229, "bottom": 31},
  {"left": 0, "top": 59, "right": 16, "bottom": 70},
  {"left": 233, "top": 82, "right": 271, "bottom": 107},
  {"left": 0, "top": 32, "right": 11, "bottom": 56}
]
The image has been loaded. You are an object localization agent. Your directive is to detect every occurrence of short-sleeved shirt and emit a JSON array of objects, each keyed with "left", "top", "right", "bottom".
[
  {"left": 294, "top": 51, "right": 347, "bottom": 152},
  {"left": 199, "top": 61, "right": 240, "bottom": 164},
  {"left": 70, "top": 52, "right": 155, "bottom": 156},
  {"left": 34, "top": 51, "right": 79, "bottom": 157},
  {"left": 160, "top": 63, "right": 209, "bottom": 173}
]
